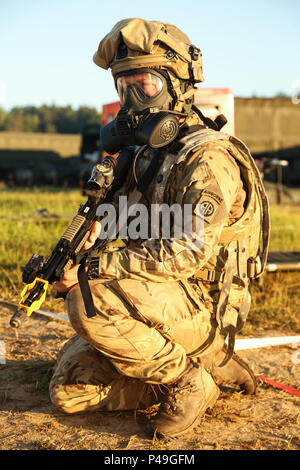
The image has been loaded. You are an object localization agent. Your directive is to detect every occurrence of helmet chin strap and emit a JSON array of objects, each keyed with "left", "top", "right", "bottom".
[
  {"left": 167, "top": 70, "right": 228, "bottom": 131},
  {"left": 167, "top": 72, "right": 196, "bottom": 114}
]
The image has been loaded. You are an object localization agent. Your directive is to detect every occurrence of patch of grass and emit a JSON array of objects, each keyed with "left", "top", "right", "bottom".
[
  {"left": 269, "top": 204, "right": 300, "bottom": 251},
  {"left": 22, "top": 360, "right": 56, "bottom": 392},
  {"left": 243, "top": 203, "right": 300, "bottom": 334},
  {"left": 2, "top": 359, "right": 56, "bottom": 393},
  {"left": 0, "top": 187, "right": 84, "bottom": 310},
  {"left": 0, "top": 186, "right": 84, "bottom": 218},
  {"left": 245, "top": 271, "right": 300, "bottom": 335}
]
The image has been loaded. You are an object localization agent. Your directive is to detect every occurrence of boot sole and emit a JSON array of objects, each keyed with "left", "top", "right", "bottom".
[
  {"left": 231, "top": 352, "right": 257, "bottom": 394},
  {"left": 154, "top": 386, "right": 220, "bottom": 439}
]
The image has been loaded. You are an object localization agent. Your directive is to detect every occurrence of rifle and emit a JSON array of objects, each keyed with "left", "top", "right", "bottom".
[{"left": 9, "top": 151, "right": 132, "bottom": 328}]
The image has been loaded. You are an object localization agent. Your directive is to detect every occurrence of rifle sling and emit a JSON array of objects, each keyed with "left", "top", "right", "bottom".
[{"left": 78, "top": 256, "right": 97, "bottom": 318}]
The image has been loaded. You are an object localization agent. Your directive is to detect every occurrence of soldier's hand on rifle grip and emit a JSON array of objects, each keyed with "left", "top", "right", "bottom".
[
  {"left": 54, "top": 221, "right": 100, "bottom": 293},
  {"left": 81, "top": 221, "right": 101, "bottom": 252},
  {"left": 54, "top": 264, "right": 81, "bottom": 293}
]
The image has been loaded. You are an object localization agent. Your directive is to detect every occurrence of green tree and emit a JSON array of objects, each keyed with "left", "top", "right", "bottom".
[
  {"left": 76, "top": 106, "right": 101, "bottom": 132},
  {"left": 0, "top": 104, "right": 101, "bottom": 134},
  {"left": 0, "top": 108, "right": 7, "bottom": 130}
]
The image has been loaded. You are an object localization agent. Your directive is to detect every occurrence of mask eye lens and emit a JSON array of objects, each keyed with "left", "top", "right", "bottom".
[{"left": 116, "top": 72, "right": 163, "bottom": 104}]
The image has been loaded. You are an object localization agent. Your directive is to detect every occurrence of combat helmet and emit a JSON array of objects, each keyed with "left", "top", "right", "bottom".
[{"left": 93, "top": 18, "right": 204, "bottom": 114}]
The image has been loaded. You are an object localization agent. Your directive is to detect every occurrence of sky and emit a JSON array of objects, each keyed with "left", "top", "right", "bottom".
[{"left": 0, "top": 0, "right": 299, "bottom": 112}]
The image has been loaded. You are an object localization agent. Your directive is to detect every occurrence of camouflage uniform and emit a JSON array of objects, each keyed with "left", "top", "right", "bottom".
[
  {"left": 49, "top": 124, "right": 269, "bottom": 413},
  {"left": 50, "top": 18, "right": 269, "bottom": 422}
]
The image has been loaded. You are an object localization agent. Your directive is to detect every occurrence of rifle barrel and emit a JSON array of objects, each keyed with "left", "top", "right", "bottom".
[{"left": 9, "top": 308, "right": 26, "bottom": 328}]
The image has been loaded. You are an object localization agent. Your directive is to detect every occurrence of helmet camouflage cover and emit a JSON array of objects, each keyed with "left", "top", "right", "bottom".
[{"left": 93, "top": 18, "right": 204, "bottom": 112}]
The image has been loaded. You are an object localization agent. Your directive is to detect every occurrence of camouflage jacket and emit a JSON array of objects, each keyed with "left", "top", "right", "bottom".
[{"left": 92, "top": 123, "right": 269, "bottom": 332}]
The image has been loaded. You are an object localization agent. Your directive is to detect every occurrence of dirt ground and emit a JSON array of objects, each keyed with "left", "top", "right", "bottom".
[{"left": 0, "top": 304, "right": 299, "bottom": 452}]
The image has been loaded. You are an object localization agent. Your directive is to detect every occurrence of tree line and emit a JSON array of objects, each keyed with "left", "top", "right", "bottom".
[
  {"left": 0, "top": 105, "right": 101, "bottom": 134},
  {"left": 0, "top": 93, "right": 292, "bottom": 135}
]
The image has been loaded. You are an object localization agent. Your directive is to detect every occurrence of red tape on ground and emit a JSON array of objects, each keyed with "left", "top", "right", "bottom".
[{"left": 257, "top": 375, "right": 300, "bottom": 397}]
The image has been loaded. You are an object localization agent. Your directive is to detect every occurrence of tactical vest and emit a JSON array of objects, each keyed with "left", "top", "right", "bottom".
[{"left": 148, "top": 128, "right": 270, "bottom": 363}]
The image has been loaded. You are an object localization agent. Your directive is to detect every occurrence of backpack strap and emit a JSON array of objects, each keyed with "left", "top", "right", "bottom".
[{"left": 229, "top": 135, "right": 270, "bottom": 277}]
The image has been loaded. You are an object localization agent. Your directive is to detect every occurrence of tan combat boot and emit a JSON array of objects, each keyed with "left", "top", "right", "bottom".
[
  {"left": 199, "top": 346, "right": 257, "bottom": 395},
  {"left": 149, "top": 359, "right": 220, "bottom": 438}
]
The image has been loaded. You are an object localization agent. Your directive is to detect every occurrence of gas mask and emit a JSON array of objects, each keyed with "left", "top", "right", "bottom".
[{"left": 100, "top": 70, "right": 182, "bottom": 154}]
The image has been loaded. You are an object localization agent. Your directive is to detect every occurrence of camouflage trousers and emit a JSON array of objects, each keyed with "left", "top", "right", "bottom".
[{"left": 49, "top": 277, "right": 227, "bottom": 414}]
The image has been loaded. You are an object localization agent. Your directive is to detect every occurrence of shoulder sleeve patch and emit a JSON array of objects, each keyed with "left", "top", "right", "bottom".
[
  {"left": 194, "top": 193, "right": 228, "bottom": 224},
  {"left": 192, "top": 182, "right": 228, "bottom": 225}
]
